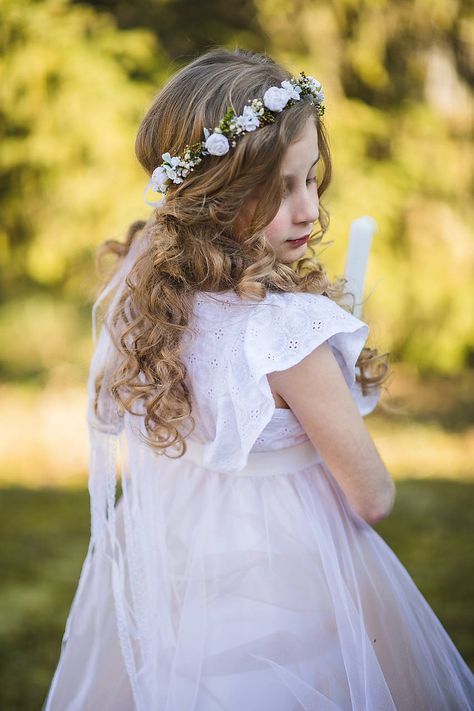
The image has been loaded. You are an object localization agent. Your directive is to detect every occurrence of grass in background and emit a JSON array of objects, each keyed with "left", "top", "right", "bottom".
[
  {"left": 0, "top": 487, "right": 90, "bottom": 710},
  {"left": 0, "top": 477, "right": 473, "bottom": 710},
  {"left": 1, "top": 368, "right": 473, "bottom": 487}
]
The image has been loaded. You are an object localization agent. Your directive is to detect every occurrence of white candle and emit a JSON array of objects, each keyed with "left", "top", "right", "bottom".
[{"left": 343, "top": 216, "right": 377, "bottom": 319}]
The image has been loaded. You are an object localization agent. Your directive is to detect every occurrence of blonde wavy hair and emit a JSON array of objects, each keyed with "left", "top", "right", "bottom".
[{"left": 95, "top": 47, "right": 390, "bottom": 454}]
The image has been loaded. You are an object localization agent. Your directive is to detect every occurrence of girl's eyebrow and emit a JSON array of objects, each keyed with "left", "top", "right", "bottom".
[{"left": 283, "top": 153, "right": 320, "bottom": 180}]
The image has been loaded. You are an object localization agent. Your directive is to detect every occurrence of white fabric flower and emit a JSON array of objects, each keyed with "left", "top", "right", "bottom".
[
  {"left": 306, "top": 76, "right": 325, "bottom": 102},
  {"left": 307, "top": 76, "right": 322, "bottom": 90},
  {"left": 205, "top": 132, "right": 230, "bottom": 156},
  {"left": 150, "top": 166, "right": 169, "bottom": 192},
  {"left": 236, "top": 106, "right": 260, "bottom": 131},
  {"left": 165, "top": 167, "right": 177, "bottom": 181},
  {"left": 263, "top": 86, "right": 291, "bottom": 112},
  {"left": 281, "top": 80, "right": 301, "bottom": 101},
  {"left": 162, "top": 152, "right": 181, "bottom": 167}
]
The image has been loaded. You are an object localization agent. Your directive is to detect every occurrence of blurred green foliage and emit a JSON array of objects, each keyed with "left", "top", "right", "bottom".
[
  {"left": 0, "top": 0, "right": 473, "bottom": 385},
  {"left": 0, "top": 0, "right": 169, "bottom": 383}
]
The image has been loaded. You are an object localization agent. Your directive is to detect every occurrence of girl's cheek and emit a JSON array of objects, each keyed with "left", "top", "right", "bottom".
[{"left": 264, "top": 213, "right": 286, "bottom": 247}]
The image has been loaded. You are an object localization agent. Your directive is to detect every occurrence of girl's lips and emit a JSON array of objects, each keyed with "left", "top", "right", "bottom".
[{"left": 287, "top": 234, "right": 310, "bottom": 247}]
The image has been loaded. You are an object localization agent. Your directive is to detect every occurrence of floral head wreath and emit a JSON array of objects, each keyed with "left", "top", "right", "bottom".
[{"left": 144, "top": 71, "right": 324, "bottom": 205}]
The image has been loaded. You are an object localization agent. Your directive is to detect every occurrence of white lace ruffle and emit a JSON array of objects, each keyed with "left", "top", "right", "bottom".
[{"left": 182, "top": 291, "right": 376, "bottom": 473}]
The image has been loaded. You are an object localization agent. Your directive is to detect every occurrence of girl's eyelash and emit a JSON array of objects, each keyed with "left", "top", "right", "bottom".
[{"left": 282, "top": 176, "right": 317, "bottom": 198}]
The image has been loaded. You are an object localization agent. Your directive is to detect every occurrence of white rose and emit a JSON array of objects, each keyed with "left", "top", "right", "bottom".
[
  {"left": 263, "top": 86, "right": 291, "bottom": 112},
  {"left": 205, "top": 132, "right": 230, "bottom": 156},
  {"left": 281, "top": 80, "right": 301, "bottom": 101},
  {"left": 236, "top": 106, "right": 260, "bottom": 131},
  {"left": 150, "top": 166, "right": 169, "bottom": 192}
]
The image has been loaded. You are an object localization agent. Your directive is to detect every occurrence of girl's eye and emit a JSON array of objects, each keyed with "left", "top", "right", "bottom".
[{"left": 282, "top": 176, "right": 317, "bottom": 198}]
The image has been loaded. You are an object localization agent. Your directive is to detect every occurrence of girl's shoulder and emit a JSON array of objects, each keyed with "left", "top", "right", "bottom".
[
  {"left": 191, "top": 288, "right": 369, "bottom": 388},
  {"left": 195, "top": 287, "right": 345, "bottom": 313},
  {"left": 194, "top": 288, "right": 365, "bottom": 337},
  {"left": 184, "top": 289, "right": 376, "bottom": 472}
]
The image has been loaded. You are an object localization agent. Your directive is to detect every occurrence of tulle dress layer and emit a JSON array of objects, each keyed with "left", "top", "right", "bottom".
[{"left": 43, "top": 290, "right": 474, "bottom": 710}]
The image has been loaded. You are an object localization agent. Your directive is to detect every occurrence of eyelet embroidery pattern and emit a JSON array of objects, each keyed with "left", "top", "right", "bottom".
[{"left": 180, "top": 290, "right": 376, "bottom": 473}]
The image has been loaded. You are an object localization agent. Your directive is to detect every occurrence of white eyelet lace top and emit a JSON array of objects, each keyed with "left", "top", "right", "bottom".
[{"left": 180, "top": 289, "right": 379, "bottom": 472}]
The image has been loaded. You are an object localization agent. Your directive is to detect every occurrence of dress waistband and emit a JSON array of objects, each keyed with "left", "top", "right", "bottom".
[{"left": 181, "top": 438, "right": 324, "bottom": 477}]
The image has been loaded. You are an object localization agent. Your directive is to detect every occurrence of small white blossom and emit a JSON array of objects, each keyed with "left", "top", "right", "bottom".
[
  {"left": 306, "top": 76, "right": 324, "bottom": 102},
  {"left": 249, "top": 99, "right": 264, "bottom": 116},
  {"left": 165, "top": 167, "right": 177, "bottom": 181},
  {"left": 306, "top": 77, "right": 323, "bottom": 94},
  {"left": 161, "top": 152, "right": 181, "bottom": 167},
  {"left": 307, "top": 75, "right": 322, "bottom": 89},
  {"left": 205, "top": 132, "right": 230, "bottom": 156},
  {"left": 263, "top": 86, "right": 291, "bottom": 112},
  {"left": 150, "top": 166, "right": 169, "bottom": 192},
  {"left": 281, "top": 80, "right": 301, "bottom": 101},
  {"left": 228, "top": 117, "right": 240, "bottom": 133},
  {"left": 236, "top": 105, "right": 260, "bottom": 131}
]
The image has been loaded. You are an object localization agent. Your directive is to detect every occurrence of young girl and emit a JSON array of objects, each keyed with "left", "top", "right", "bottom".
[{"left": 44, "top": 48, "right": 474, "bottom": 710}]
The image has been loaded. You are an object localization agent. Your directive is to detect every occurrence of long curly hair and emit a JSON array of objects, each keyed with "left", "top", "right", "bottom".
[{"left": 94, "top": 47, "right": 390, "bottom": 454}]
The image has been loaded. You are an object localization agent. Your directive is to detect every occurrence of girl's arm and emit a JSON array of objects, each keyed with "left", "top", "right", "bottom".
[{"left": 268, "top": 341, "right": 395, "bottom": 525}]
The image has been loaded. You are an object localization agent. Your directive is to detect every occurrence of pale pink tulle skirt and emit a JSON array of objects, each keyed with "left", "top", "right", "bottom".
[{"left": 44, "top": 438, "right": 474, "bottom": 710}]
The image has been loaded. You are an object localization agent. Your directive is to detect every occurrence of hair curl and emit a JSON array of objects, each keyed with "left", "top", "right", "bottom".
[{"left": 94, "top": 47, "right": 391, "bottom": 455}]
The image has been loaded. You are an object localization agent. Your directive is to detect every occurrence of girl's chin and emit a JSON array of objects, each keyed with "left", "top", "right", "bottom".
[{"left": 277, "top": 240, "right": 308, "bottom": 263}]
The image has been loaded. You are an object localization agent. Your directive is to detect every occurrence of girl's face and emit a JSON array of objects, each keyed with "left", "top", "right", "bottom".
[{"left": 265, "top": 117, "right": 320, "bottom": 264}]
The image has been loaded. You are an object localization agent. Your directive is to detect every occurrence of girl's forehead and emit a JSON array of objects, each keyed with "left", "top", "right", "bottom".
[{"left": 282, "top": 120, "right": 319, "bottom": 175}]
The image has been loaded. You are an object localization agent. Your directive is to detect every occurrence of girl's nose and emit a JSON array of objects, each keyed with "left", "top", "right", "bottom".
[{"left": 293, "top": 189, "right": 319, "bottom": 226}]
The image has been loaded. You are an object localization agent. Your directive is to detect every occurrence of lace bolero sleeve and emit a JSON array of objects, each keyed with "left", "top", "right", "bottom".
[{"left": 186, "top": 290, "right": 379, "bottom": 473}]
